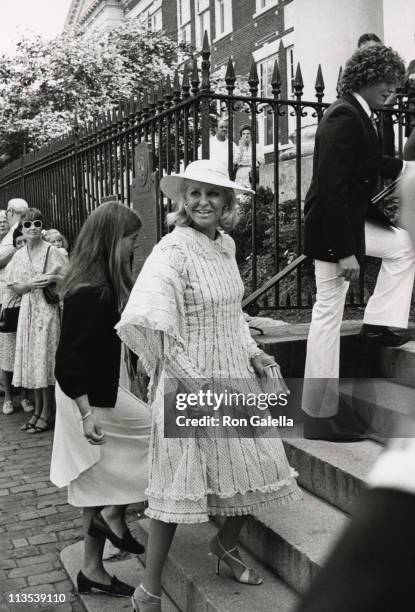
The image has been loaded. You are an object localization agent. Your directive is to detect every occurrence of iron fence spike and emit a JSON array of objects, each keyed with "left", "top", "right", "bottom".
[
  {"left": 173, "top": 69, "right": 181, "bottom": 93},
  {"left": 336, "top": 66, "right": 343, "bottom": 97},
  {"left": 165, "top": 75, "right": 172, "bottom": 96},
  {"left": 315, "top": 64, "right": 325, "bottom": 91},
  {"left": 294, "top": 63, "right": 304, "bottom": 91},
  {"left": 248, "top": 58, "right": 259, "bottom": 86},
  {"left": 202, "top": 29, "right": 210, "bottom": 53},
  {"left": 271, "top": 59, "right": 281, "bottom": 95}
]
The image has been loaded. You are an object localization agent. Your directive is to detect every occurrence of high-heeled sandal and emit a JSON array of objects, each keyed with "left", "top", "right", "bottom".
[
  {"left": 209, "top": 535, "right": 263, "bottom": 585},
  {"left": 28, "top": 416, "right": 53, "bottom": 434},
  {"left": 21, "top": 414, "right": 40, "bottom": 431},
  {"left": 131, "top": 584, "right": 161, "bottom": 612}
]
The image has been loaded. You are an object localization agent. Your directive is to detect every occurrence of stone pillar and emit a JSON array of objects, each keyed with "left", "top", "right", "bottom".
[{"left": 293, "top": 0, "right": 384, "bottom": 102}]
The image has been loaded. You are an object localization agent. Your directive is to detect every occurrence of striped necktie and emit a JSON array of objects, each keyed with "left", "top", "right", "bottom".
[{"left": 370, "top": 112, "right": 379, "bottom": 137}]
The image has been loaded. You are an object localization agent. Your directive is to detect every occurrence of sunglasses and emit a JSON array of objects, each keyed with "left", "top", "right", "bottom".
[{"left": 22, "top": 220, "right": 43, "bottom": 229}]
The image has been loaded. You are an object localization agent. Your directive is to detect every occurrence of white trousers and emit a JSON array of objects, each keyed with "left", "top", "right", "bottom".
[{"left": 302, "top": 221, "right": 415, "bottom": 417}]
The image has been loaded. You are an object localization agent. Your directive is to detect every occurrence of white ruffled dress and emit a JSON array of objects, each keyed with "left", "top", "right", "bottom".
[{"left": 116, "top": 226, "right": 300, "bottom": 523}]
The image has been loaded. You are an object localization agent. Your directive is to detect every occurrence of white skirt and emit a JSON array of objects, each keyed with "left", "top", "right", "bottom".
[{"left": 50, "top": 382, "right": 151, "bottom": 507}]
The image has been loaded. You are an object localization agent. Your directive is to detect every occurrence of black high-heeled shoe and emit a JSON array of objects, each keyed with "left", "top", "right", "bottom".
[
  {"left": 88, "top": 513, "right": 145, "bottom": 555},
  {"left": 77, "top": 570, "right": 134, "bottom": 597}
]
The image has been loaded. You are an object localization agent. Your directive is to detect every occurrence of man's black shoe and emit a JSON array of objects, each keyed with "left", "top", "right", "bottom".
[
  {"left": 338, "top": 400, "right": 372, "bottom": 434},
  {"left": 303, "top": 414, "right": 367, "bottom": 442},
  {"left": 359, "top": 324, "right": 411, "bottom": 347}
]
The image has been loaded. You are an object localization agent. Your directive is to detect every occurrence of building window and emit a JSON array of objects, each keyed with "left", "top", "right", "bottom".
[
  {"left": 258, "top": 54, "right": 278, "bottom": 147},
  {"left": 133, "top": 1, "right": 163, "bottom": 32},
  {"left": 284, "top": 1, "right": 294, "bottom": 30},
  {"left": 286, "top": 45, "right": 295, "bottom": 96},
  {"left": 256, "top": 0, "right": 278, "bottom": 12},
  {"left": 150, "top": 7, "right": 162, "bottom": 30},
  {"left": 178, "top": 0, "right": 192, "bottom": 42},
  {"left": 195, "top": 0, "right": 210, "bottom": 48},
  {"left": 215, "top": 0, "right": 232, "bottom": 38}
]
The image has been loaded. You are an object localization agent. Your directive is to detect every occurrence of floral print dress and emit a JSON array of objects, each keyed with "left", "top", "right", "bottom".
[{"left": 7, "top": 243, "right": 67, "bottom": 388}]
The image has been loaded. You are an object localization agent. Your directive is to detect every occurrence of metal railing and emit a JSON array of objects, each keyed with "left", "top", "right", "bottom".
[{"left": 0, "top": 32, "right": 410, "bottom": 311}]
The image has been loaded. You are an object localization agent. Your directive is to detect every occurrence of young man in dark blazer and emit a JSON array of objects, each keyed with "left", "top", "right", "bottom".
[{"left": 302, "top": 45, "right": 415, "bottom": 441}]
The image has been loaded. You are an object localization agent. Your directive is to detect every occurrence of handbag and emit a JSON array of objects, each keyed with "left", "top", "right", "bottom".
[
  {"left": 42, "top": 246, "right": 60, "bottom": 304},
  {"left": 260, "top": 363, "right": 290, "bottom": 396},
  {"left": 0, "top": 295, "right": 20, "bottom": 333}
]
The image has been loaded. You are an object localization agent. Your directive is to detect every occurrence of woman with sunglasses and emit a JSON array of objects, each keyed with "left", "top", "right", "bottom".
[{"left": 7, "top": 208, "right": 67, "bottom": 433}]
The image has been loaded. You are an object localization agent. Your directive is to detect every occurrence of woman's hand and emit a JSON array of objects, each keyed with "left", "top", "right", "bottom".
[
  {"left": 44, "top": 273, "right": 61, "bottom": 285},
  {"left": 82, "top": 413, "right": 105, "bottom": 445},
  {"left": 251, "top": 352, "right": 277, "bottom": 378},
  {"left": 27, "top": 276, "right": 51, "bottom": 290}
]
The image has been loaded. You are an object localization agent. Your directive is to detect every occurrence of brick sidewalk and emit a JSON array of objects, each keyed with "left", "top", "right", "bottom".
[{"left": 0, "top": 402, "right": 85, "bottom": 612}]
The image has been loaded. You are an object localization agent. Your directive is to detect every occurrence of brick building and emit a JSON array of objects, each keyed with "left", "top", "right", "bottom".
[
  {"left": 64, "top": 0, "right": 411, "bottom": 150},
  {"left": 64, "top": 0, "right": 296, "bottom": 148}
]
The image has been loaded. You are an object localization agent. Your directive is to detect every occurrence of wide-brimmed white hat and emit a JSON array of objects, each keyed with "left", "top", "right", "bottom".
[{"left": 160, "top": 159, "right": 254, "bottom": 202}]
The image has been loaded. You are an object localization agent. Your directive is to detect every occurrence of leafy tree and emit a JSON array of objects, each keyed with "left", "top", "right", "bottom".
[{"left": 0, "top": 22, "right": 192, "bottom": 166}]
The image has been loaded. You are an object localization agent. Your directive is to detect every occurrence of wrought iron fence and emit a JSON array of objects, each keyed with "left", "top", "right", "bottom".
[{"left": 0, "top": 32, "right": 410, "bottom": 311}]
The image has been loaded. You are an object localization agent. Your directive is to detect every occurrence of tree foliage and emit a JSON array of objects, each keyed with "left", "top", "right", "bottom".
[{"left": 0, "top": 21, "right": 192, "bottom": 166}]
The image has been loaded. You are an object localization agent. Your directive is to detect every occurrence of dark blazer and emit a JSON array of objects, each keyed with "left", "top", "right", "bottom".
[
  {"left": 303, "top": 94, "right": 403, "bottom": 263},
  {"left": 55, "top": 286, "right": 121, "bottom": 408},
  {"left": 296, "top": 487, "right": 415, "bottom": 612}
]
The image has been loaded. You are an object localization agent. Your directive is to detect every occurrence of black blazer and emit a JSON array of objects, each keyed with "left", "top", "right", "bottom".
[
  {"left": 55, "top": 286, "right": 121, "bottom": 408},
  {"left": 303, "top": 94, "right": 403, "bottom": 263}
]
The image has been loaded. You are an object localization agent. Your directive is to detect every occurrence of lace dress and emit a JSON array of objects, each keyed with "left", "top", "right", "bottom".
[{"left": 117, "top": 226, "right": 300, "bottom": 523}]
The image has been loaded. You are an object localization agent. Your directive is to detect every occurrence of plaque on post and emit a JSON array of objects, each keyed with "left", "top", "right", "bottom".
[{"left": 131, "top": 142, "right": 160, "bottom": 277}]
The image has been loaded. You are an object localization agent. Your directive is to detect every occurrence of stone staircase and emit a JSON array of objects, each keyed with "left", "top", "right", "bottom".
[{"left": 61, "top": 321, "right": 415, "bottom": 612}]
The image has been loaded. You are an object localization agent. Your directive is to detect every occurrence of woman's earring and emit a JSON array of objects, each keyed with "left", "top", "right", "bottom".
[{"left": 184, "top": 203, "right": 188, "bottom": 209}]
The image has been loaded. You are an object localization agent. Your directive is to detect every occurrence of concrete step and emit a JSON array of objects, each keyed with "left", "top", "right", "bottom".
[
  {"left": 256, "top": 321, "right": 415, "bottom": 380},
  {"left": 376, "top": 340, "right": 415, "bottom": 384},
  {"left": 62, "top": 520, "right": 299, "bottom": 612},
  {"left": 255, "top": 321, "right": 366, "bottom": 378},
  {"left": 218, "top": 488, "right": 347, "bottom": 595},
  {"left": 283, "top": 438, "right": 381, "bottom": 513},
  {"left": 61, "top": 543, "right": 180, "bottom": 612},
  {"left": 340, "top": 378, "right": 415, "bottom": 438}
]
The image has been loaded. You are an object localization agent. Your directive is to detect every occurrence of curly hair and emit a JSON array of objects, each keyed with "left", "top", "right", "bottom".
[{"left": 340, "top": 45, "right": 405, "bottom": 95}]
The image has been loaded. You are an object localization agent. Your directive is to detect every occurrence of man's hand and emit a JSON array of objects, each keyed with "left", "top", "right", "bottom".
[{"left": 338, "top": 255, "right": 360, "bottom": 282}]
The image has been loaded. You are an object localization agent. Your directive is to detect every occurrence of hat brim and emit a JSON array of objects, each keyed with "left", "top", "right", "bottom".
[{"left": 160, "top": 171, "right": 254, "bottom": 202}]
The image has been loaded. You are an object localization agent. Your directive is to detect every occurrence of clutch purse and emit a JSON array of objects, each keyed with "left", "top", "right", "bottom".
[
  {"left": 260, "top": 363, "right": 290, "bottom": 396},
  {"left": 42, "top": 246, "right": 60, "bottom": 304},
  {"left": 43, "top": 283, "right": 60, "bottom": 304}
]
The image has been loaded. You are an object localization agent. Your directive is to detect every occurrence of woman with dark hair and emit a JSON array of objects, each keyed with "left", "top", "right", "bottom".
[
  {"left": 50, "top": 201, "right": 150, "bottom": 599},
  {"left": 8, "top": 208, "right": 67, "bottom": 432},
  {"left": 117, "top": 160, "right": 300, "bottom": 611}
]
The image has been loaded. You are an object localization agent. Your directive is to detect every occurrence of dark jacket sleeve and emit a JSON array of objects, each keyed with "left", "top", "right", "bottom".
[
  {"left": 379, "top": 155, "right": 403, "bottom": 179},
  {"left": 55, "top": 289, "right": 102, "bottom": 400},
  {"left": 316, "top": 106, "right": 360, "bottom": 260},
  {"left": 295, "top": 488, "right": 415, "bottom": 612}
]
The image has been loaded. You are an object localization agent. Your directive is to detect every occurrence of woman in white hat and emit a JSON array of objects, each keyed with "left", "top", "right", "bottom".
[{"left": 117, "top": 159, "right": 300, "bottom": 612}]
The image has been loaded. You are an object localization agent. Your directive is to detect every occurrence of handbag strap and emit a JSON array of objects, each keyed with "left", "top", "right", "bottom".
[
  {"left": 42, "top": 245, "right": 52, "bottom": 274},
  {"left": 0, "top": 292, "right": 20, "bottom": 313}
]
